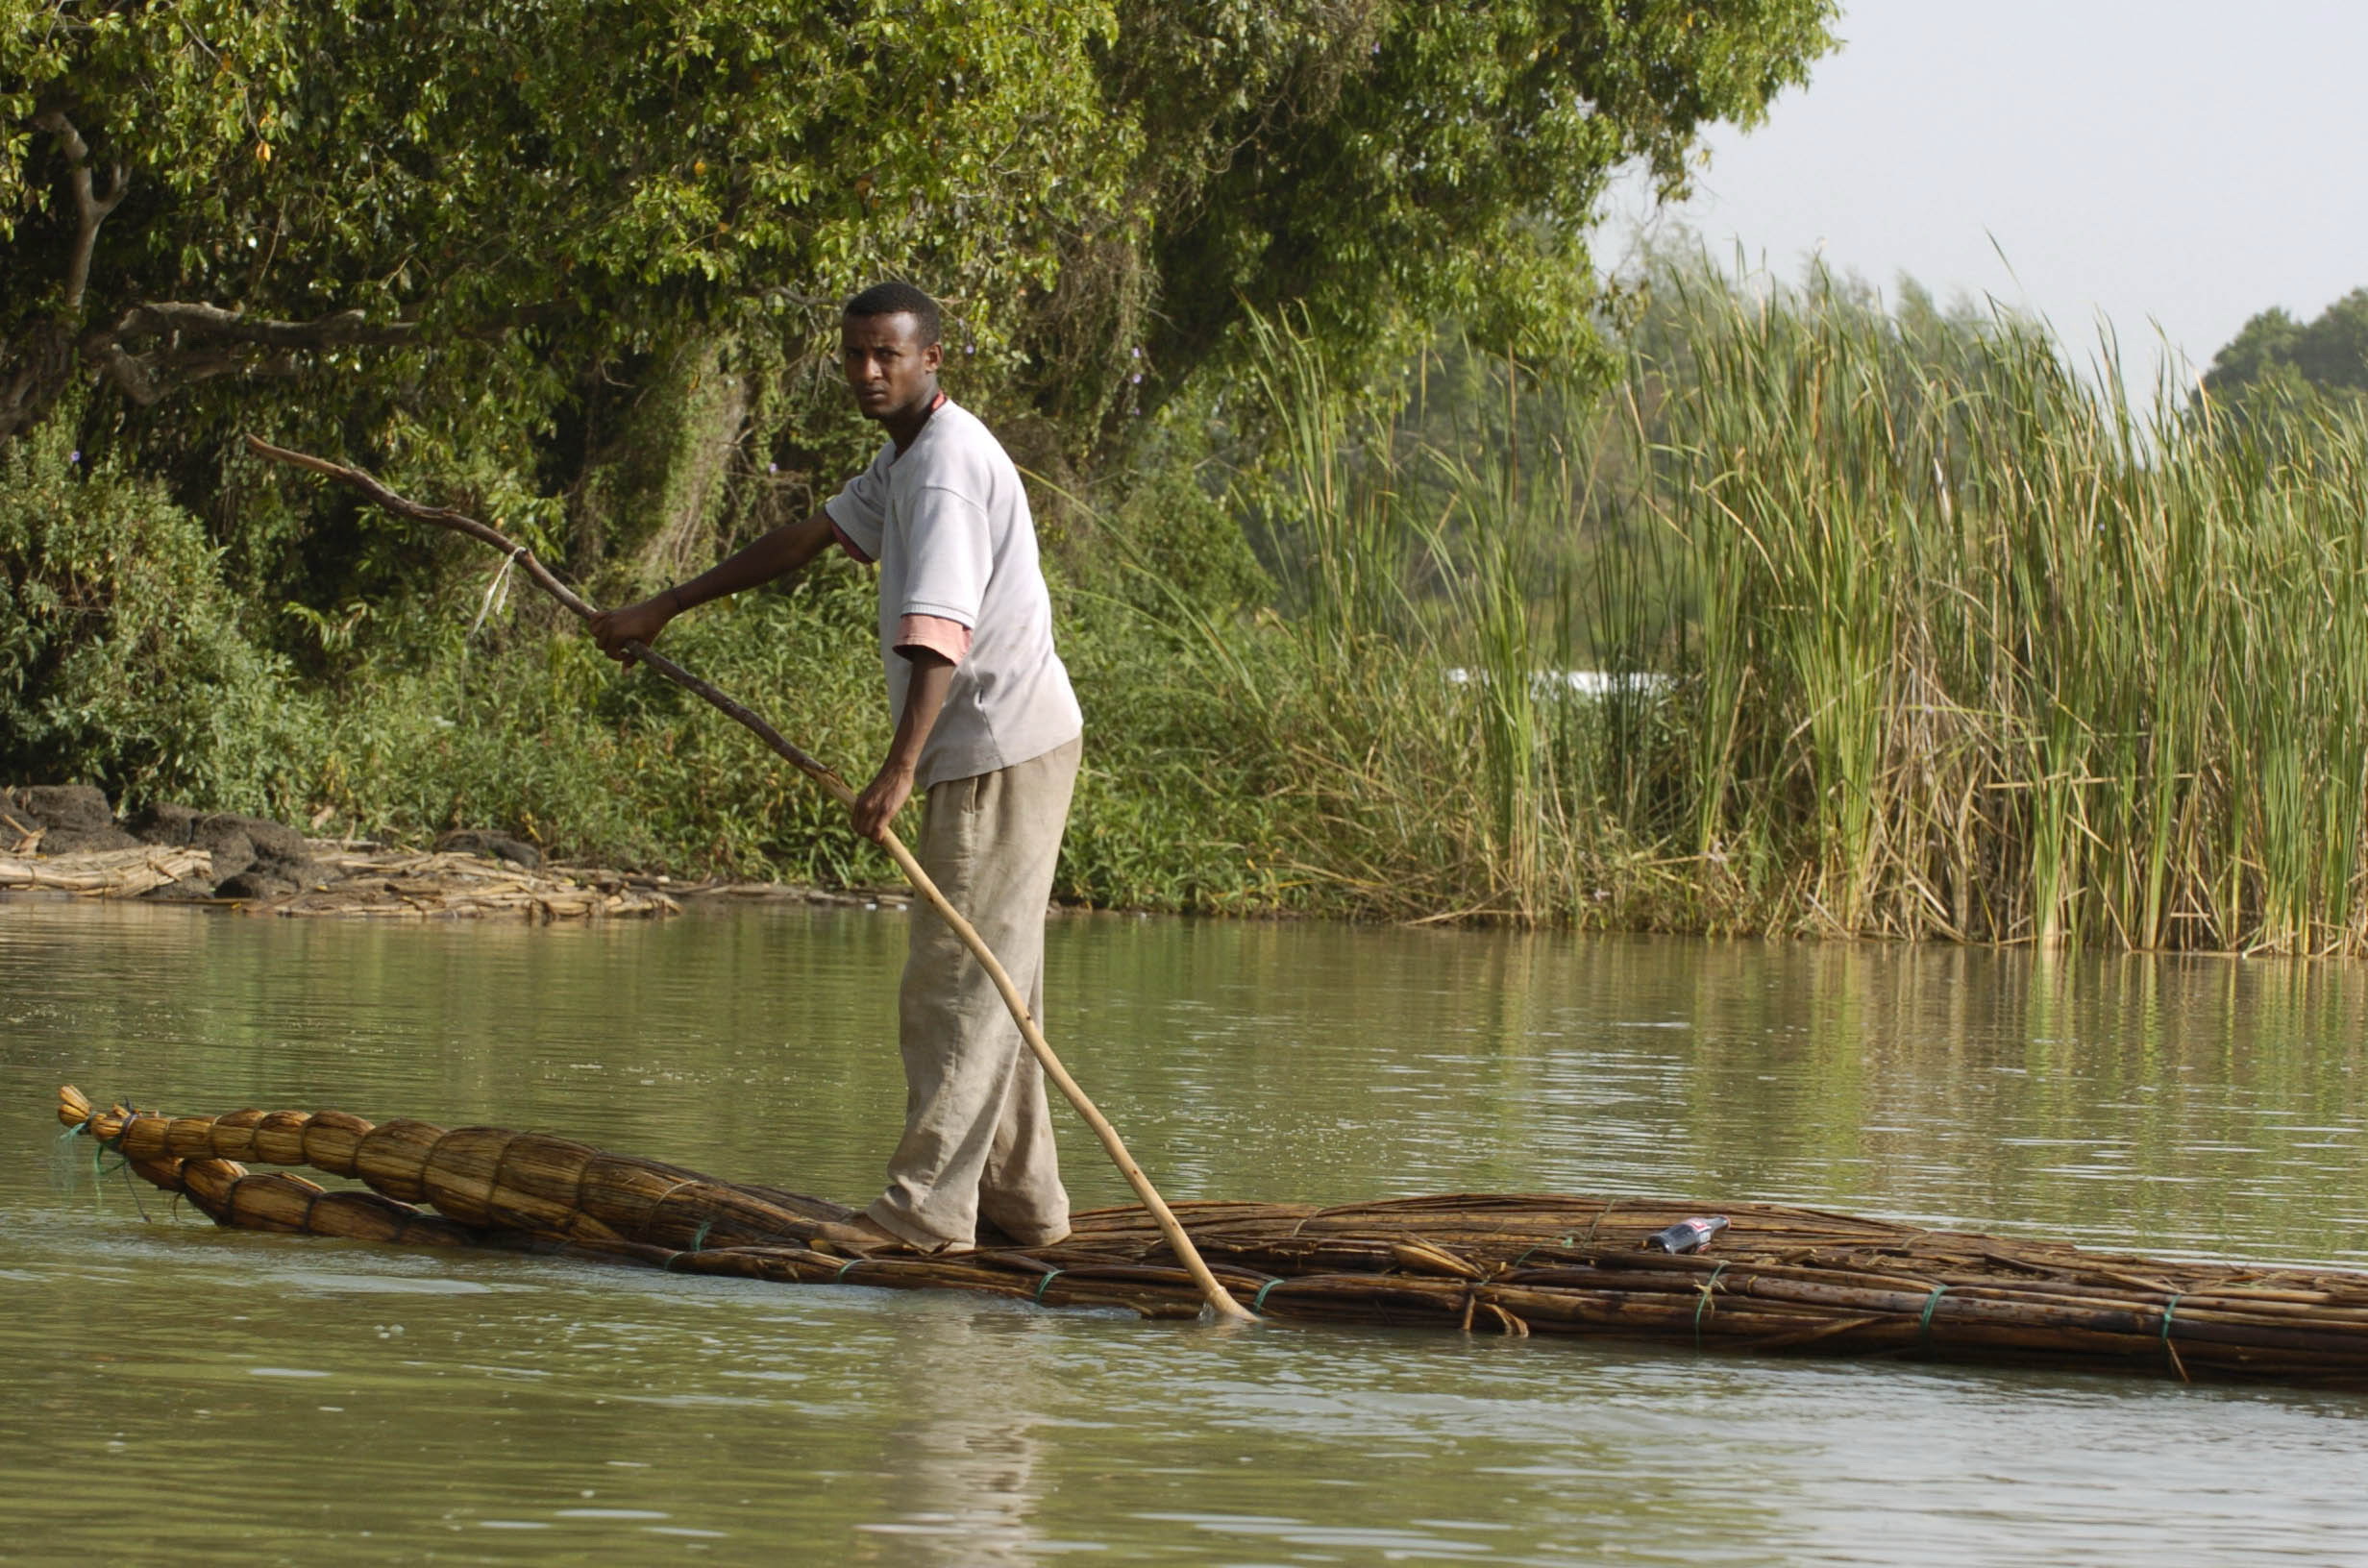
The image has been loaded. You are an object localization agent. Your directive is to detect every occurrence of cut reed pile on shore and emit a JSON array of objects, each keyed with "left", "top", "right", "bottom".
[
  {"left": 286, "top": 848, "right": 680, "bottom": 919},
  {"left": 2, "top": 846, "right": 678, "bottom": 919},
  {"left": 57, "top": 1086, "right": 2368, "bottom": 1388},
  {"left": 0, "top": 845, "right": 210, "bottom": 896}
]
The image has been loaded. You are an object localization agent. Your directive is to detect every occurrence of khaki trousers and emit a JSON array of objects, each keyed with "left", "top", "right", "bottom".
[{"left": 867, "top": 736, "right": 1080, "bottom": 1249}]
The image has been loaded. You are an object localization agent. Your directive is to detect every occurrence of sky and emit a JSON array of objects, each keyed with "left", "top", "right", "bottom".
[{"left": 1602, "top": 1, "right": 2368, "bottom": 401}]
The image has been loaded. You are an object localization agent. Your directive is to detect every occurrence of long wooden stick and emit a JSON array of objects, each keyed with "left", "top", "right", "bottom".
[{"left": 245, "top": 435, "right": 1256, "bottom": 1323}]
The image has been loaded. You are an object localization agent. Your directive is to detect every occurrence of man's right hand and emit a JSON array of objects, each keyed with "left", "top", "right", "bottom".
[
  {"left": 589, "top": 594, "right": 677, "bottom": 666},
  {"left": 585, "top": 514, "right": 834, "bottom": 666}
]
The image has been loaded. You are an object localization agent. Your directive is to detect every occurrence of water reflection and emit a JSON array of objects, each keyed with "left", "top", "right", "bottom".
[{"left": 860, "top": 1313, "right": 1052, "bottom": 1562}]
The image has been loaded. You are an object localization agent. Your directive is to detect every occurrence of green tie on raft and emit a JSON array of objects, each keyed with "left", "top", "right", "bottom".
[{"left": 55, "top": 1086, "right": 2368, "bottom": 1388}]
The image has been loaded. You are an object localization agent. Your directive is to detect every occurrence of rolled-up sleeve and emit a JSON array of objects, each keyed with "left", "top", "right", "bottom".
[
  {"left": 893, "top": 614, "right": 973, "bottom": 665},
  {"left": 828, "top": 520, "right": 873, "bottom": 563}
]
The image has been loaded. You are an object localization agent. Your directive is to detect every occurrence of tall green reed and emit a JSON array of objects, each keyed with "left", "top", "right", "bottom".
[
  {"left": 1137, "top": 312, "right": 1662, "bottom": 923},
  {"left": 1638, "top": 266, "right": 2368, "bottom": 952},
  {"left": 1171, "top": 275, "right": 2368, "bottom": 949}
]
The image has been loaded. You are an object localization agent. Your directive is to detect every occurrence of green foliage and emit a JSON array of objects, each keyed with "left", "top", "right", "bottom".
[
  {"left": 2, "top": 0, "right": 1838, "bottom": 817},
  {"left": 1618, "top": 259, "right": 2368, "bottom": 952},
  {"left": 0, "top": 405, "right": 312, "bottom": 808},
  {"left": 2, "top": 0, "right": 1855, "bottom": 922},
  {"left": 1052, "top": 268, "right": 2368, "bottom": 950},
  {"left": 22, "top": 243, "right": 2368, "bottom": 958},
  {"left": 1114, "top": 1, "right": 1837, "bottom": 403},
  {"left": 2201, "top": 288, "right": 2368, "bottom": 414},
  {"left": 4, "top": 0, "right": 1139, "bottom": 646},
  {"left": 4, "top": 0, "right": 1122, "bottom": 343},
  {"left": 4, "top": 0, "right": 1835, "bottom": 505},
  {"left": 289, "top": 559, "right": 894, "bottom": 879}
]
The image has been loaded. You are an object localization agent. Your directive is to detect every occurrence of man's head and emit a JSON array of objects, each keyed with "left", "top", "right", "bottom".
[{"left": 841, "top": 282, "right": 943, "bottom": 426}]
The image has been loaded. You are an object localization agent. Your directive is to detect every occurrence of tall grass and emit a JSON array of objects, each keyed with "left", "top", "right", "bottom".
[
  {"left": 1142, "top": 314, "right": 1670, "bottom": 924},
  {"left": 1178, "top": 280, "right": 2368, "bottom": 951},
  {"left": 1643, "top": 273, "right": 2368, "bottom": 953}
]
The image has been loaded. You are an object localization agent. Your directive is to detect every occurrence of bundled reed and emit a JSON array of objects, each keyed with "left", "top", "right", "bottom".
[
  {"left": 58, "top": 1086, "right": 2368, "bottom": 1388},
  {"left": 0, "top": 841, "right": 677, "bottom": 918},
  {"left": 279, "top": 849, "right": 681, "bottom": 919},
  {"left": 0, "top": 845, "right": 210, "bottom": 896}
]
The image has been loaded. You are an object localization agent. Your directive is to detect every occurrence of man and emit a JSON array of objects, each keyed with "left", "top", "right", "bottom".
[{"left": 591, "top": 282, "right": 1082, "bottom": 1256}]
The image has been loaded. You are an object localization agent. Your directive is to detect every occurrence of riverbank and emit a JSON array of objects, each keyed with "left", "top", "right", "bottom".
[
  {"left": 0, "top": 783, "right": 700, "bottom": 919},
  {"left": 14, "top": 276, "right": 2368, "bottom": 949},
  {"left": 0, "top": 840, "right": 686, "bottom": 920},
  {"left": 1, "top": 781, "right": 947, "bottom": 919}
]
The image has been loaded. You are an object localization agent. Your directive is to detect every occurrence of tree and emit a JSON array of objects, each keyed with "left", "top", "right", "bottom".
[
  {"left": 2201, "top": 288, "right": 2368, "bottom": 411},
  {"left": 3, "top": 0, "right": 1121, "bottom": 435},
  {"left": 0, "top": 0, "right": 1845, "bottom": 868},
  {"left": 2, "top": 0, "right": 1837, "bottom": 665},
  {"left": 8, "top": 1, "right": 1834, "bottom": 436},
  {"left": 1103, "top": 2, "right": 1837, "bottom": 418}
]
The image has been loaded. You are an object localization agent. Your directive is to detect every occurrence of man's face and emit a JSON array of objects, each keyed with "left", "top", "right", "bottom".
[{"left": 840, "top": 312, "right": 942, "bottom": 422}]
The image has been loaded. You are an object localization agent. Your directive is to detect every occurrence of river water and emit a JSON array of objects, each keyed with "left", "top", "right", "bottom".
[{"left": 4, "top": 895, "right": 2365, "bottom": 1564}]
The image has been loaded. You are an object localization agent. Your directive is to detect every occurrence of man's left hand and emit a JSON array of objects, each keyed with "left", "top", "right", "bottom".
[{"left": 852, "top": 762, "right": 917, "bottom": 843}]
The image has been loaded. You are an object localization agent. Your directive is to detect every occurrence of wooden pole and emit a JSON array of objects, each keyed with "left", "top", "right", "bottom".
[{"left": 244, "top": 435, "right": 1256, "bottom": 1323}]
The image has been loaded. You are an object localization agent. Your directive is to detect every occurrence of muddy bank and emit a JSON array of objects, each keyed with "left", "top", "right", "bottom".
[{"left": 0, "top": 784, "right": 681, "bottom": 920}]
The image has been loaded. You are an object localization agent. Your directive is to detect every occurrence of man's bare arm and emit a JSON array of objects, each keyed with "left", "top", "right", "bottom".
[
  {"left": 589, "top": 510, "right": 838, "bottom": 663},
  {"left": 851, "top": 649, "right": 953, "bottom": 841}
]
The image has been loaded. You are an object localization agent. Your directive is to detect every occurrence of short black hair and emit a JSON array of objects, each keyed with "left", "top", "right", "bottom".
[{"left": 843, "top": 281, "right": 941, "bottom": 347}]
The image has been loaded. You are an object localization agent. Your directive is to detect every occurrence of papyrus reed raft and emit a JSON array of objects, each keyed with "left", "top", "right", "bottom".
[{"left": 58, "top": 1086, "right": 2368, "bottom": 1389}]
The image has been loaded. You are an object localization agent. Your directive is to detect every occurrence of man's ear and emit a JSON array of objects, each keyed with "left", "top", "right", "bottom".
[{"left": 924, "top": 341, "right": 945, "bottom": 373}]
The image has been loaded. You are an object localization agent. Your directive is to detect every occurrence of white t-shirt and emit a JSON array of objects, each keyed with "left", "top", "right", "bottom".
[{"left": 824, "top": 400, "right": 1082, "bottom": 789}]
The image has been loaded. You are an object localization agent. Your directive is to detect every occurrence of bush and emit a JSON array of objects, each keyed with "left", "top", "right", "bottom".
[{"left": 0, "top": 411, "right": 317, "bottom": 812}]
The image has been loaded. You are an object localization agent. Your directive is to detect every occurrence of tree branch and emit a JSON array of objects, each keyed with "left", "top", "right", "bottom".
[
  {"left": 113, "top": 301, "right": 424, "bottom": 350},
  {"left": 11, "top": 112, "right": 436, "bottom": 431},
  {"left": 84, "top": 336, "right": 159, "bottom": 405},
  {"left": 71, "top": 302, "right": 424, "bottom": 407},
  {"left": 33, "top": 110, "right": 127, "bottom": 313}
]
